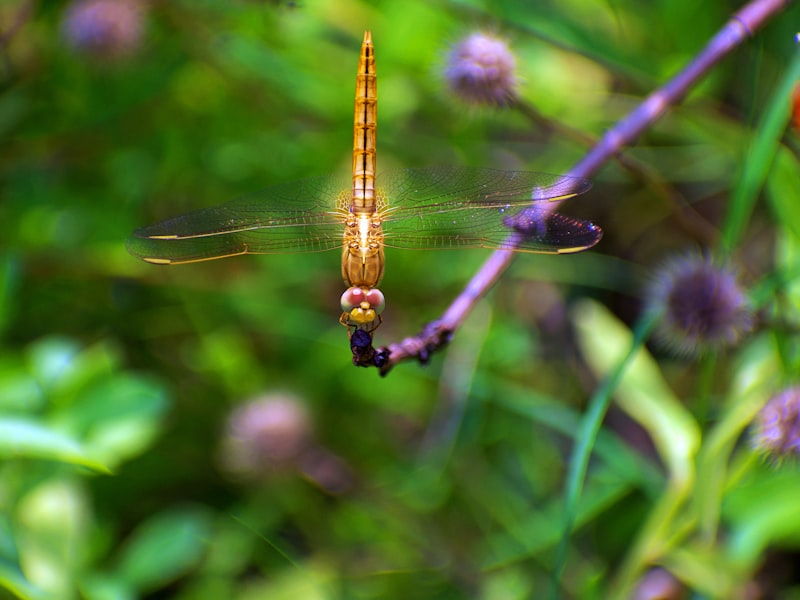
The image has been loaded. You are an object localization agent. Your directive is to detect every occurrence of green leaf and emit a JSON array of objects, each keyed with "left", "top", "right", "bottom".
[
  {"left": 573, "top": 299, "right": 701, "bottom": 481},
  {"left": 720, "top": 43, "right": 800, "bottom": 254},
  {"left": 767, "top": 147, "right": 800, "bottom": 242},
  {"left": 725, "top": 464, "right": 800, "bottom": 568},
  {"left": 0, "top": 418, "right": 108, "bottom": 472},
  {"left": 16, "top": 478, "right": 91, "bottom": 599},
  {"left": 112, "top": 506, "right": 213, "bottom": 594},
  {"left": 51, "top": 374, "right": 169, "bottom": 468},
  {"left": 25, "top": 337, "right": 123, "bottom": 407},
  {"left": 0, "top": 558, "right": 48, "bottom": 600},
  {"left": 25, "top": 337, "right": 82, "bottom": 392}
]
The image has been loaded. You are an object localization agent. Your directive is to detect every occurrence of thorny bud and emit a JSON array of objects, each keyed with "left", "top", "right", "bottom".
[
  {"left": 444, "top": 32, "right": 518, "bottom": 106},
  {"left": 753, "top": 387, "right": 800, "bottom": 461},
  {"left": 219, "top": 393, "right": 355, "bottom": 493},
  {"left": 645, "top": 254, "right": 752, "bottom": 356},
  {"left": 62, "top": 0, "right": 146, "bottom": 60},
  {"left": 219, "top": 393, "right": 312, "bottom": 476},
  {"left": 631, "top": 568, "right": 686, "bottom": 600}
]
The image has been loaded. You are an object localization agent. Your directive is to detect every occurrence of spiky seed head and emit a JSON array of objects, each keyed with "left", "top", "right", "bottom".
[
  {"left": 753, "top": 387, "right": 800, "bottom": 462},
  {"left": 63, "top": 0, "right": 145, "bottom": 60},
  {"left": 444, "top": 32, "right": 518, "bottom": 107},
  {"left": 645, "top": 254, "right": 752, "bottom": 356},
  {"left": 219, "top": 393, "right": 312, "bottom": 477}
]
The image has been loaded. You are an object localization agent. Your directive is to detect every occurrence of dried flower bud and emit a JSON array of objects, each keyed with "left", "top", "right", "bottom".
[
  {"left": 645, "top": 254, "right": 752, "bottom": 356},
  {"left": 444, "top": 32, "right": 518, "bottom": 106},
  {"left": 220, "top": 393, "right": 312, "bottom": 477},
  {"left": 299, "top": 447, "right": 355, "bottom": 495},
  {"left": 62, "top": 0, "right": 145, "bottom": 60},
  {"left": 631, "top": 568, "right": 686, "bottom": 600},
  {"left": 753, "top": 387, "right": 800, "bottom": 461}
]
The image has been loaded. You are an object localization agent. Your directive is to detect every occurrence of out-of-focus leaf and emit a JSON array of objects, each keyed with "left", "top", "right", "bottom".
[
  {"left": 0, "top": 254, "right": 20, "bottom": 338},
  {"left": 493, "top": 386, "right": 663, "bottom": 493},
  {"left": 51, "top": 374, "right": 169, "bottom": 468},
  {"left": 0, "top": 511, "right": 45, "bottom": 600},
  {"left": 26, "top": 337, "right": 122, "bottom": 406},
  {"left": 25, "top": 337, "right": 82, "bottom": 392},
  {"left": 112, "top": 506, "right": 213, "bottom": 594},
  {"left": 0, "top": 418, "right": 108, "bottom": 472},
  {"left": 720, "top": 45, "right": 800, "bottom": 253},
  {"left": 0, "top": 558, "right": 48, "bottom": 600},
  {"left": 724, "top": 464, "right": 800, "bottom": 567},
  {"left": 17, "top": 478, "right": 90, "bottom": 600},
  {"left": 661, "top": 545, "right": 739, "bottom": 598},
  {"left": 0, "top": 363, "right": 42, "bottom": 412},
  {"left": 480, "top": 568, "right": 532, "bottom": 600},
  {"left": 693, "top": 334, "right": 779, "bottom": 548},
  {"left": 572, "top": 299, "right": 701, "bottom": 483},
  {"left": 767, "top": 147, "right": 800, "bottom": 242},
  {"left": 482, "top": 471, "right": 633, "bottom": 567},
  {"left": 234, "top": 561, "right": 332, "bottom": 600},
  {"left": 78, "top": 573, "right": 135, "bottom": 600}
]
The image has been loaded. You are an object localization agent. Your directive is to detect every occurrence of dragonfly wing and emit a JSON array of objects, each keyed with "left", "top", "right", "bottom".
[
  {"left": 378, "top": 166, "right": 601, "bottom": 253},
  {"left": 383, "top": 204, "right": 602, "bottom": 253},
  {"left": 127, "top": 174, "right": 350, "bottom": 264},
  {"left": 379, "top": 166, "right": 591, "bottom": 213}
]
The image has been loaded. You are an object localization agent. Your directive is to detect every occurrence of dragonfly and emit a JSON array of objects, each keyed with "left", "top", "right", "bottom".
[{"left": 127, "top": 31, "right": 602, "bottom": 347}]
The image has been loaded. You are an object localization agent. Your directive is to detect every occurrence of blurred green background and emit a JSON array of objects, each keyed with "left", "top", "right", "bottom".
[{"left": 2, "top": 0, "right": 800, "bottom": 598}]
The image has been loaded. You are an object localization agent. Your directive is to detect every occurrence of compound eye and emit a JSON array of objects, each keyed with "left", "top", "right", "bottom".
[
  {"left": 364, "top": 289, "right": 385, "bottom": 314},
  {"left": 341, "top": 287, "right": 366, "bottom": 312}
]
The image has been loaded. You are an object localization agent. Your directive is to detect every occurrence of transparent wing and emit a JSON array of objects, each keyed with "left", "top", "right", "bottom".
[
  {"left": 126, "top": 166, "right": 601, "bottom": 265},
  {"left": 378, "top": 166, "right": 601, "bottom": 253},
  {"left": 126, "top": 174, "right": 351, "bottom": 264}
]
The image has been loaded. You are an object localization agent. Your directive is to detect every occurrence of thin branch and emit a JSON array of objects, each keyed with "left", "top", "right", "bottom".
[
  {"left": 371, "top": 0, "right": 795, "bottom": 375},
  {"left": 514, "top": 98, "right": 720, "bottom": 247}
]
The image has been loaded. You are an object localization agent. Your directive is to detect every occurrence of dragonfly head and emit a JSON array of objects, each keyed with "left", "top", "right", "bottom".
[{"left": 340, "top": 286, "right": 385, "bottom": 327}]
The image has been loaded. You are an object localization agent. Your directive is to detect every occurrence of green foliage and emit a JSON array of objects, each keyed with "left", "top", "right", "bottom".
[{"left": 3, "top": 0, "right": 800, "bottom": 598}]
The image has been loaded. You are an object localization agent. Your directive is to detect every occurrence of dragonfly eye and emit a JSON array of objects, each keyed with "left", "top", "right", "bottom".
[
  {"left": 341, "top": 287, "right": 385, "bottom": 315},
  {"left": 341, "top": 287, "right": 366, "bottom": 312},
  {"left": 364, "top": 288, "right": 385, "bottom": 314}
]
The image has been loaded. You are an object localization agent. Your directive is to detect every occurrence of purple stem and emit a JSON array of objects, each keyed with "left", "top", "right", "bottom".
[{"left": 378, "top": 0, "right": 795, "bottom": 375}]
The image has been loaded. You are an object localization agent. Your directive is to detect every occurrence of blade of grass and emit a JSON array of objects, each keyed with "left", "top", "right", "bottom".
[
  {"left": 550, "top": 303, "right": 660, "bottom": 599},
  {"left": 719, "top": 38, "right": 800, "bottom": 255}
]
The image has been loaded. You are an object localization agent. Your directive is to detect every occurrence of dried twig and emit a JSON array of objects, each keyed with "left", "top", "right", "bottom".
[{"left": 372, "top": 0, "right": 795, "bottom": 375}]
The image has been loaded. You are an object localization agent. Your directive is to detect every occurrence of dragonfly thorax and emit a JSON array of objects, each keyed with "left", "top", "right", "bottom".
[{"left": 342, "top": 212, "right": 384, "bottom": 288}]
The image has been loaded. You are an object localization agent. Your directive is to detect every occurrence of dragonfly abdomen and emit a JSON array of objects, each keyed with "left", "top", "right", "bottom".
[{"left": 351, "top": 30, "right": 377, "bottom": 214}]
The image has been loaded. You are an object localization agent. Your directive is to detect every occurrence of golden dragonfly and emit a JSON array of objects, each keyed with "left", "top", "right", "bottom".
[{"left": 127, "top": 31, "right": 601, "bottom": 347}]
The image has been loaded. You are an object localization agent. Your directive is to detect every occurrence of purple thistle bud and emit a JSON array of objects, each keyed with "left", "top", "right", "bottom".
[
  {"left": 753, "top": 387, "right": 800, "bottom": 461},
  {"left": 645, "top": 254, "right": 752, "bottom": 356},
  {"left": 631, "top": 568, "right": 685, "bottom": 600},
  {"left": 444, "top": 32, "right": 518, "bottom": 107},
  {"left": 219, "top": 393, "right": 312, "bottom": 477},
  {"left": 62, "top": 0, "right": 145, "bottom": 60}
]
